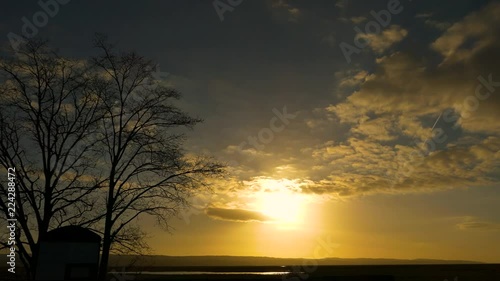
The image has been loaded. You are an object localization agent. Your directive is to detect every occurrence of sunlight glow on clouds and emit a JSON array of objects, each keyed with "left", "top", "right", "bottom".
[{"left": 213, "top": 2, "right": 500, "bottom": 204}]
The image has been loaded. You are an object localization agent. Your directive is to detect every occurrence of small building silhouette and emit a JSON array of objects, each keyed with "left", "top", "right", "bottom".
[{"left": 35, "top": 226, "right": 100, "bottom": 281}]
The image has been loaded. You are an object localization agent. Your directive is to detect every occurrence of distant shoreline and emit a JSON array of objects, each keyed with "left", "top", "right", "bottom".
[
  {"left": 0, "top": 254, "right": 488, "bottom": 269},
  {"left": 105, "top": 254, "right": 486, "bottom": 267}
]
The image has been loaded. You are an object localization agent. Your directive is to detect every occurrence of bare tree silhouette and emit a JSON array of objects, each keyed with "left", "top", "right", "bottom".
[
  {"left": 0, "top": 36, "right": 225, "bottom": 281},
  {"left": 91, "top": 34, "right": 225, "bottom": 280},
  {"left": 0, "top": 39, "right": 106, "bottom": 280}
]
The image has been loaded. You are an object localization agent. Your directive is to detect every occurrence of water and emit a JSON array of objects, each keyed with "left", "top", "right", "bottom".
[{"left": 110, "top": 271, "right": 290, "bottom": 275}]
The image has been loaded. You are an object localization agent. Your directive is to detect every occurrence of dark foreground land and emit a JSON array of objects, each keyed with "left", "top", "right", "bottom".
[
  {"left": 1, "top": 264, "right": 498, "bottom": 280},
  {"left": 108, "top": 264, "right": 500, "bottom": 281}
]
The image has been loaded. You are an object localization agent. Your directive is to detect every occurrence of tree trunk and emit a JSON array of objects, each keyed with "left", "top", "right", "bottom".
[
  {"left": 98, "top": 216, "right": 112, "bottom": 281},
  {"left": 98, "top": 183, "right": 114, "bottom": 281},
  {"left": 98, "top": 235, "right": 111, "bottom": 281},
  {"left": 31, "top": 220, "right": 49, "bottom": 280}
]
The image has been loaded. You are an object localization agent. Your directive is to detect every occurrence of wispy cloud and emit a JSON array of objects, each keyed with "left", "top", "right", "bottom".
[
  {"left": 457, "top": 217, "right": 500, "bottom": 231},
  {"left": 350, "top": 16, "right": 367, "bottom": 24},
  {"left": 335, "top": 0, "right": 347, "bottom": 9},
  {"left": 431, "top": 2, "right": 500, "bottom": 64},
  {"left": 286, "top": 3, "right": 500, "bottom": 198},
  {"left": 271, "top": 0, "right": 301, "bottom": 22},
  {"left": 414, "top": 11, "right": 450, "bottom": 30},
  {"left": 205, "top": 207, "right": 272, "bottom": 222},
  {"left": 356, "top": 25, "right": 408, "bottom": 53},
  {"left": 424, "top": 19, "right": 451, "bottom": 31},
  {"left": 335, "top": 69, "right": 371, "bottom": 88}
]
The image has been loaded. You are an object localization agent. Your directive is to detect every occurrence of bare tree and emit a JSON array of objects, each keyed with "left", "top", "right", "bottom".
[
  {"left": 0, "top": 36, "right": 224, "bottom": 281},
  {"left": 90, "top": 35, "right": 225, "bottom": 281},
  {"left": 0, "top": 40, "right": 105, "bottom": 280}
]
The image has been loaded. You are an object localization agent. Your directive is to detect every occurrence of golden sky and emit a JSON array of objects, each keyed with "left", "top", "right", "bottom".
[
  {"left": 5, "top": 0, "right": 498, "bottom": 262},
  {"left": 153, "top": 0, "right": 500, "bottom": 262}
]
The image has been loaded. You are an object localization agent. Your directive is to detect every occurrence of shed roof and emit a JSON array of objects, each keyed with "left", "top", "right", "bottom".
[{"left": 42, "top": 226, "right": 101, "bottom": 243}]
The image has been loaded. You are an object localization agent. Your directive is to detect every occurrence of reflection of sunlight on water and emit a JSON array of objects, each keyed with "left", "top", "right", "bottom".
[{"left": 110, "top": 271, "right": 293, "bottom": 275}]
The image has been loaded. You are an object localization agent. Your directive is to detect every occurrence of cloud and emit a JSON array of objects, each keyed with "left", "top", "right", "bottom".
[
  {"left": 351, "top": 116, "right": 399, "bottom": 141},
  {"left": 424, "top": 19, "right": 451, "bottom": 31},
  {"left": 211, "top": 2, "right": 500, "bottom": 202},
  {"left": 356, "top": 25, "right": 408, "bottom": 53},
  {"left": 414, "top": 10, "right": 450, "bottom": 30},
  {"left": 320, "top": 44, "right": 500, "bottom": 190},
  {"left": 297, "top": 134, "right": 500, "bottom": 197},
  {"left": 288, "top": 8, "right": 300, "bottom": 19},
  {"left": 271, "top": 0, "right": 301, "bottom": 22},
  {"left": 350, "top": 16, "right": 367, "bottom": 24},
  {"left": 335, "top": 0, "right": 345, "bottom": 8},
  {"left": 330, "top": 40, "right": 500, "bottom": 134},
  {"left": 457, "top": 219, "right": 500, "bottom": 231},
  {"left": 335, "top": 69, "right": 371, "bottom": 88},
  {"left": 205, "top": 207, "right": 271, "bottom": 222},
  {"left": 431, "top": 2, "right": 500, "bottom": 64},
  {"left": 295, "top": 4, "right": 500, "bottom": 198}
]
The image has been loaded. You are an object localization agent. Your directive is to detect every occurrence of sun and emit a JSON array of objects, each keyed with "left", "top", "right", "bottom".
[
  {"left": 257, "top": 191, "right": 304, "bottom": 225},
  {"left": 250, "top": 178, "right": 307, "bottom": 228}
]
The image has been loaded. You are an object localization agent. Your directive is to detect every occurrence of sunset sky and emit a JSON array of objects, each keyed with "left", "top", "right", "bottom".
[{"left": 2, "top": 0, "right": 500, "bottom": 263}]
